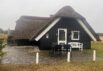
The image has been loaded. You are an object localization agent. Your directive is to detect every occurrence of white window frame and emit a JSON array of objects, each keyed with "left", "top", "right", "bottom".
[
  {"left": 71, "top": 31, "right": 80, "bottom": 40},
  {"left": 58, "top": 28, "right": 67, "bottom": 45},
  {"left": 46, "top": 34, "right": 49, "bottom": 38}
]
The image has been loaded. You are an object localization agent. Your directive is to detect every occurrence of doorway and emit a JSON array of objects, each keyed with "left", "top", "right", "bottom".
[{"left": 58, "top": 28, "right": 67, "bottom": 45}]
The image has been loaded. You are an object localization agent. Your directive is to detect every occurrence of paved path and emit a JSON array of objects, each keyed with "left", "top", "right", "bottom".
[
  {"left": 1, "top": 46, "right": 36, "bottom": 64},
  {"left": 1, "top": 46, "right": 103, "bottom": 64},
  {"left": 1, "top": 46, "right": 66, "bottom": 64}
]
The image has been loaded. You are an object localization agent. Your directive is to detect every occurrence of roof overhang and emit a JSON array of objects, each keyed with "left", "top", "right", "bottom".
[
  {"left": 76, "top": 19, "right": 97, "bottom": 41},
  {"left": 35, "top": 18, "right": 61, "bottom": 41}
]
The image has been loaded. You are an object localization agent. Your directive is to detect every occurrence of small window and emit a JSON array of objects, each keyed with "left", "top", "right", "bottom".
[
  {"left": 71, "top": 31, "right": 80, "bottom": 40},
  {"left": 46, "top": 34, "right": 49, "bottom": 38}
]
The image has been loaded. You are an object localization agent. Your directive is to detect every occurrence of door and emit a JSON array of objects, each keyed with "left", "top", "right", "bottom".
[{"left": 58, "top": 28, "right": 67, "bottom": 45}]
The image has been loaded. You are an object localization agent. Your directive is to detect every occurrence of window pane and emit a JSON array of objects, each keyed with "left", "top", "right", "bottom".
[
  {"left": 74, "top": 32, "right": 79, "bottom": 39},
  {"left": 59, "top": 30, "right": 65, "bottom": 40}
]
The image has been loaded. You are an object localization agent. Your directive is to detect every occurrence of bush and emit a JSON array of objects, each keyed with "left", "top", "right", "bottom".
[{"left": 0, "top": 39, "right": 6, "bottom": 51}]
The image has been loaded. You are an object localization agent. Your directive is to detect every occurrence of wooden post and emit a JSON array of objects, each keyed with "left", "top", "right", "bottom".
[
  {"left": 36, "top": 52, "right": 39, "bottom": 64},
  {"left": 93, "top": 50, "right": 96, "bottom": 61},
  {"left": 67, "top": 52, "right": 70, "bottom": 62}
]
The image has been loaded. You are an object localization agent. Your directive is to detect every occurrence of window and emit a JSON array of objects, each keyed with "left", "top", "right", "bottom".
[
  {"left": 71, "top": 31, "right": 80, "bottom": 40},
  {"left": 46, "top": 34, "right": 49, "bottom": 38}
]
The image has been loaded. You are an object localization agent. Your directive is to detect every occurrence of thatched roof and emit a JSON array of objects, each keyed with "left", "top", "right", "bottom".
[
  {"left": 10, "top": 6, "right": 100, "bottom": 41},
  {"left": 55, "top": 6, "right": 85, "bottom": 19},
  {"left": 13, "top": 16, "right": 51, "bottom": 39}
]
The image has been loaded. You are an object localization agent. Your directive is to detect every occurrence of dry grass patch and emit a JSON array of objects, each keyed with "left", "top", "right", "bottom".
[
  {"left": 0, "top": 62, "right": 103, "bottom": 71},
  {"left": 0, "top": 34, "right": 7, "bottom": 40}
]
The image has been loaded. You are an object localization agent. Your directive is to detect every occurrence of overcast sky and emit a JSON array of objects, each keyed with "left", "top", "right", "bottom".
[{"left": 0, "top": 0, "right": 103, "bottom": 33}]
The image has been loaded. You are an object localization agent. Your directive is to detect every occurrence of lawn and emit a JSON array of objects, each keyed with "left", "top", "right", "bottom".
[
  {"left": 0, "top": 62, "right": 103, "bottom": 71},
  {"left": 81, "top": 42, "right": 103, "bottom": 58},
  {"left": 91, "top": 42, "right": 103, "bottom": 58}
]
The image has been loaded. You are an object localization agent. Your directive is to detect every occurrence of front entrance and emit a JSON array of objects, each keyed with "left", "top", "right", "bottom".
[{"left": 58, "top": 28, "right": 67, "bottom": 45}]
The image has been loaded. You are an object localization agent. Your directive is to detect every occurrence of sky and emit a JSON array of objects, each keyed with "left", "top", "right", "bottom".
[{"left": 0, "top": 0, "right": 103, "bottom": 33}]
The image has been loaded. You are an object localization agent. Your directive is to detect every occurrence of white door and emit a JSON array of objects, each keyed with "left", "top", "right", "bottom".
[{"left": 58, "top": 28, "right": 67, "bottom": 45}]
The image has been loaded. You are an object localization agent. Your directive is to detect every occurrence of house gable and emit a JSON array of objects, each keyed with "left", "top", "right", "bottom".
[
  {"left": 33, "top": 17, "right": 97, "bottom": 41},
  {"left": 31, "top": 6, "right": 99, "bottom": 41}
]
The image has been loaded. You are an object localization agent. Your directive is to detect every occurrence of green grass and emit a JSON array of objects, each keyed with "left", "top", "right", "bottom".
[
  {"left": 82, "top": 49, "right": 93, "bottom": 55},
  {"left": 81, "top": 42, "right": 103, "bottom": 58},
  {"left": 91, "top": 42, "right": 103, "bottom": 58},
  {"left": 0, "top": 52, "right": 5, "bottom": 57}
]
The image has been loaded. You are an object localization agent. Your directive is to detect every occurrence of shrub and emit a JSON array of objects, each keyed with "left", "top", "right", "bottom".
[{"left": 0, "top": 39, "right": 6, "bottom": 51}]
